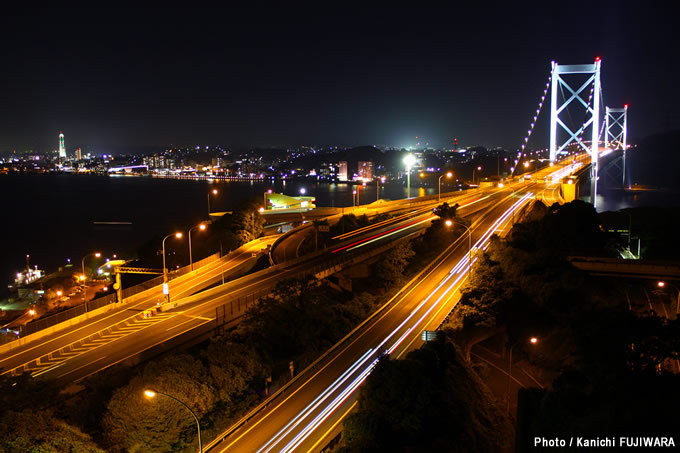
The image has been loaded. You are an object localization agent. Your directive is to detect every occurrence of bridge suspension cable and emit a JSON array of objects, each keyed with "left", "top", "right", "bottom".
[{"left": 519, "top": 69, "right": 554, "bottom": 153}]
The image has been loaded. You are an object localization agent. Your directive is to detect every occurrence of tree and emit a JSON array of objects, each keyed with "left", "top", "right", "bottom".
[
  {"left": 103, "top": 354, "right": 216, "bottom": 452},
  {"left": 231, "top": 198, "right": 265, "bottom": 244},
  {"left": 433, "top": 202, "right": 459, "bottom": 220},
  {"left": 373, "top": 241, "right": 415, "bottom": 284},
  {"left": 341, "top": 337, "right": 512, "bottom": 452},
  {"left": 0, "top": 409, "right": 104, "bottom": 453}
]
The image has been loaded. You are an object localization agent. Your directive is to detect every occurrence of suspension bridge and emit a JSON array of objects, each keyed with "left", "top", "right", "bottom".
[{"left": 515, "top": 56, "right": 630, "bottom": 209}]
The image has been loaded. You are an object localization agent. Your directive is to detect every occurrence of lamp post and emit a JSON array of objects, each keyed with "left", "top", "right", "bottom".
[
  {"left": 81, "top": 252, "right": 101, "bottom": 304},
  {"left": 403, "top": 154, "right": 416, "bottom": 199},
  {"left": 438, "top": 171, "right": 453, "bottom": 202},
  {"left": 188, "top": 223, "right": 209, "bottom": 271},
  {"left": 207, "top": 188, "right": 218, "bottom": 217},
  {"left": 472, "top": 166, "right": 482, "bottom": 186},
  {"left": 658, "top": 281, "right": 680, "bottom": 315},
  {"left": 144, "top": 389, "right": 202, "bottom": 452},
  {"left": 376, "top": 176, "right": 385, "bottom": 201},
  {"left": 445, "top": 220, "right": 473, "bottom": 275},
  {"left": 352, "top": 190, "right": 357, "bottom": 207},
  {"left": 81, "top": 252, "right": 102, "bottom": 281},
  {"left": 162, "top": 232, "right": 183, "bottom": 303},
  {"left": 263, "top": 189, "right": 273, "bottom": 211},
  {"left": 506, "top": 337, "right": 538, "bottom": 416}
]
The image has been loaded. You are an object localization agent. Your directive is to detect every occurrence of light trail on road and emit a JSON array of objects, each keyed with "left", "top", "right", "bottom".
[{"left": 258, "top": 192, "right": 534, "bottom": 452}]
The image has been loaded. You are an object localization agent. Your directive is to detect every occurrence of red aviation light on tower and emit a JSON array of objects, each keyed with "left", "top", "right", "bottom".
[
  {"left": 624, "top": 104, "right": 629, "bottom": 109},
  {"left": 595, "top": 56, "right": 601, "bottom": 62}
]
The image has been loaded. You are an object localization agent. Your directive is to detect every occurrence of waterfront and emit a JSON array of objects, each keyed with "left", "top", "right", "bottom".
[
  {"left": 4, "top": 171, "right": 680, "bottom": 294},
  {"left": 0, "top": 174, "right": 437, "bottom": 292}
]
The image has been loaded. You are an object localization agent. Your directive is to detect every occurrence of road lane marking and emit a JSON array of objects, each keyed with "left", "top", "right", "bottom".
[
  {"left": 56, "top": 355, "right": 108, "bottom": 379},
  {"left": 307, "top": 400, "right": 357, "bottom": 452},
  {"left": 213, "top": 188, "right": 532, "bottom": 450}
]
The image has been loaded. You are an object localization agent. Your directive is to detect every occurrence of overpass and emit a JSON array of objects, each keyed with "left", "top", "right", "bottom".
[
  {"left": 1, "top": 56, "right": 639, "bottom": 450},
  {"left": 568, "top": 256, "right": 680, "bottom": 280}
]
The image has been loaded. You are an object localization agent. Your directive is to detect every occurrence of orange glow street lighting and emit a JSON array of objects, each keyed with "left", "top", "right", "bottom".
[
  {"left": 81, "top": 252, "right": 101, "bottom": 281},
  {"left": 507, "top": 336, "right": 539, "bottom": 415},
  {"left": 207, "top": 188, "right": 218, "bottom": 217},
  {"left": 657, "top": 281, "right": 680, "bottom": 314},
  {"left": 144, "top": 389, "right": 202, "bottom": 452},
  {"left": 438, "top": 171, "right": 454, "bottom": 202},
  {"left": 162, "top": 232, "right": 183, "bottom": 303},
  {"left": 188, "top": 223, "right": 209, "bottom": 271},
  {"left": 445, "top": 221, "right": 472, "bottom": 274},
  {"left": 472, "top": 166, "right": 482, "bottom": 185}
]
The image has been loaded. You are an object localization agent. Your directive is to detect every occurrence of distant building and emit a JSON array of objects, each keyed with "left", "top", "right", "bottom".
[
  {"left": 58, "top": 132, "right": 66, "bottom": 158},
  {"left": 75, "top": 148, "right": 82, "bottom": 160},
  {"left": 318, "top": 162, "right": 337, "bottom": 179},
  {"left": 357, "top": 161, "right": 373, "bottom": 181},
  {"left": 338, "top": 161, "right": 348, "bottom": 181}
]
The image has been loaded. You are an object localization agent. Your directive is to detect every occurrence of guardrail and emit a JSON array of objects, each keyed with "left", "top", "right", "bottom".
[
  {"left": 204, "top": 225, "right": 457, "bottom": 451},
  {"left": 15, "top": 252, "right": 221, "bottom": 340}
]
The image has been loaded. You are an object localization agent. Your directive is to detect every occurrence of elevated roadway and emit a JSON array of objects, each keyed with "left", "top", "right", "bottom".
[
  {"left": 0, "top": 237, "right": 276, "bottom": 379},
  {"left": 205, "top": 185, "right": 537, "bottom": 452}
]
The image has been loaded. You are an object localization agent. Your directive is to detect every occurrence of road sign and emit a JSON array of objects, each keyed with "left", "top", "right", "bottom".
[
  {"left": 318, "top": 225, "right": 330, "bottom": 232},
  {"left": 421, "top": 330, "right": 439, "bottom": 342},
  {"left": 162, "top": 283, "right": 169, "bottom": 295}
]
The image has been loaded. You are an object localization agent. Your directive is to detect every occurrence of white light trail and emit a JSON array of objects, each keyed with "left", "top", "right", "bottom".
[{"left": 261, "top": 192, "right": 534, "bottom": 452}]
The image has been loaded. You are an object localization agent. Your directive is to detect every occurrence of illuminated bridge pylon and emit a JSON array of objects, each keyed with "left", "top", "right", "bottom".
[
  {"left": 549, "top": 58, "right": 602, "bottom": 208},
  {"left": 605, "top": 105, "right": 629, "bottom": 186}
]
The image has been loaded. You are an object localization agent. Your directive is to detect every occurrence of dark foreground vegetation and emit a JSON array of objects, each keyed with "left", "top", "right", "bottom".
[
  {"left": 338, "top": 200, "right": 680, "bottom": 451},
  {"left": 0, "top": 202, "right": 454, "bottom": 451}
]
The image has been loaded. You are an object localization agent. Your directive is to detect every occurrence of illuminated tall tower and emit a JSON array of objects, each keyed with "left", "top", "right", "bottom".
[{"left": 58, "top": 131, "right": 66, "bottom": 158}]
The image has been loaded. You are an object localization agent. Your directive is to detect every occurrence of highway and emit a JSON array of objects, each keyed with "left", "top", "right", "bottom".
[
  {"left": 206, "top": 185, "right": 536, "bottom": 452},
  {"left": 0, "top": 153, "right": 588, "bottom": 425},
  {"left": 0, "top": 237, "right": 276, "bottom": 380},
  {"left": 204, "top": 157, "right": 584, "bottom": 452},
  {"left": 0, "top": 183, "right": 524, "bottom": 385}
]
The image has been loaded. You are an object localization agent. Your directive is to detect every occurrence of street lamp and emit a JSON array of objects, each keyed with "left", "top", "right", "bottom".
[
  {"left": 188, "top": 223, "right": 209, "bottom": 271},
  {"left": 207, "top": 188, "right": 218, "bottom": 217},
  {"left": 299, "top": 187, "right": 306, "bottom": 195},
  {"left": 658, "top": 281, "right": 680, "bottom": 315},
  {"left": 445, "top": 220, "right": 472, "bottom": 274},
  {"left": 376, "top": 176, "right": 386, "bottom": 201},
  {"left": 403, "top": 154, "right": 416, "bottom": 198},
  {"left": 472, "top": 166, "right": 482, "bottom": 186},
  {"left": 144, "top": 389, "right": 202, "bottom": 453},
  {"left": 507, "top": 336, "right": 538, "bottom": 415},
  {"left": 263, "top": 189, "right": 273, "bottom": 210},
  {"left": 162, "top": 232, "right": 183, "bottom": 303},
  {"left": 81, "top": 252, "right": 101, "bottom": 304},
  {"left": 81, "top": 252, "right": 102, "bottom": 281},
  {"left": 352, "top": 190, "right": 357, "bottom": 207},
  {"left": 438, "top": 171, "right": 453, "bottom": 202}
]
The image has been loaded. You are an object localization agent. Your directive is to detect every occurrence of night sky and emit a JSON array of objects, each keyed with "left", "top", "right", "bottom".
[{"left": 0, "top": 4, "right": 677, "bottom": 151}]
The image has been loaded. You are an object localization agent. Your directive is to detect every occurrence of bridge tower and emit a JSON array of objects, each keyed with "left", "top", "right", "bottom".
[
  {"left": 549, "top": 58, "right": 602, "bottom": 207},
  {"left": 605, "top": 105, "right": 629, "bottom": 186}
]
